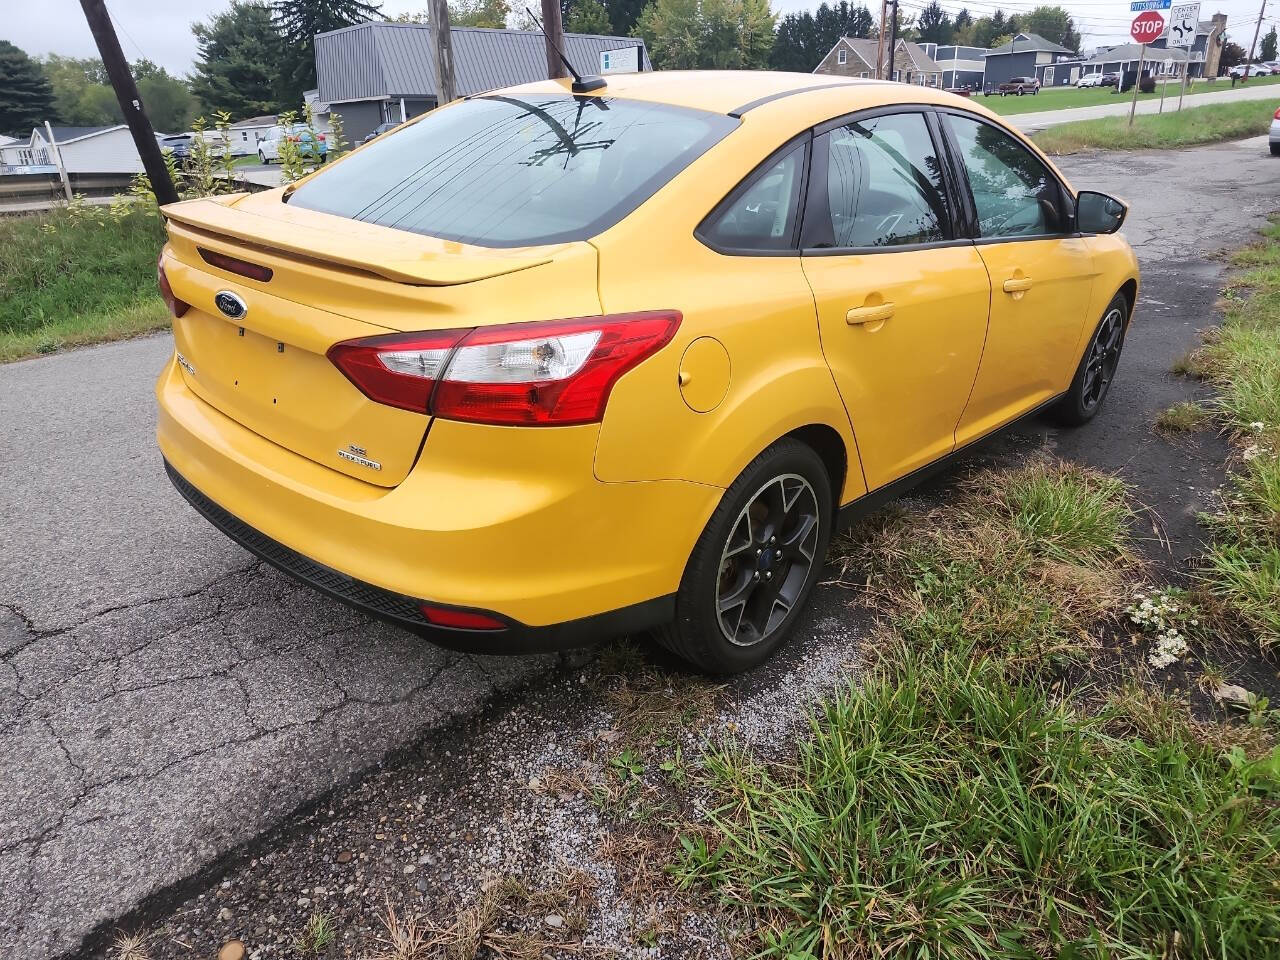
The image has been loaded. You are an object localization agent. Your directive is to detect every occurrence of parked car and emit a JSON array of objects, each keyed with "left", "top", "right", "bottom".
[
  {"left": 1229, "top": 64, "right": 1270, "bottom": 78},
  {"left": 159, "top": 133, "right": 194, "bottom": 163},
  {"left": 257, "top": 124, "right": 327, "bottom": 164},
  {"left": 1076, "top": 72, "right": 1115, "bottom": 88},
  {"left": 155, "top": 72, "right": 1139, "bottom": 673},
  {"left": 361, "top": 121, "right": 403, "bottom": 145},
  {"left": 992, "top": 76, "right": 1040, "bottom": 95},
  {"left": 1270, "top": 105, "right": 1280, "bottom": 156},
  {"left": 944, "top": 87, "right": 973, "bottom": 97}
]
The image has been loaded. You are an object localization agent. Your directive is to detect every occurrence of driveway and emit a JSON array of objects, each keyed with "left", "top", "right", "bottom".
[
  {"left": 2, "top": 136, "right": 1278, "bottom": 959},
  {"left": 1009, "top": 80, "right": 1280, "bottom": 131}
]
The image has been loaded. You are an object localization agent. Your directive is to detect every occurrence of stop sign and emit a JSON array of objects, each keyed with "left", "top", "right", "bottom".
[{"left": 1131, "top": 10, "right": 1166, "bottom": 43}]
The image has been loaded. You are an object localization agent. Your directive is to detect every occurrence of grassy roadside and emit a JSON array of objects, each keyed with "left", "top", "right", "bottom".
[
  {"left": 0, "top": 203, "right": 167, "bottom": 363},
  {"left": 1195, "top": 217, "right": 1280, "bottom": 647},
  {"left": 984, "top": 73, "right": 1280, "bottom": 116},
  {"left": 1034, "top": 98, "right": 1280, "bottom": 154}
]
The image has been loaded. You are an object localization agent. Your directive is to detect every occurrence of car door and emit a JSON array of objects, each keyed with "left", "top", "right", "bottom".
[
  {"left": 940, "top": 111, "right": 1100, "bottom": 447},
  {"left": 800, "top": 108, "right": 992, "bottom": 491}
]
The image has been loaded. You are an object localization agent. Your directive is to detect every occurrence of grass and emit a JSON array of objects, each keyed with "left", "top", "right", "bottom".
[
  {"left": 1033, "top": 98, "right": 1280, "bottom": 154},
  {"left": 0, "top": 203, "right": 168, "bottom": 363},
  {"left": 1187, "top": 220, "right": 1280, "bottom": 649},
  {"left": 675, "top": 460, "right": 1280, "bottom": 958},
  {"left": 1155, "top": 400, "right": 1210, "bottom": 433},
  {"left": 295, "top": 911, "right": 336, "bottom": 956},
  {"left": 981, "top": 73, "right": 1280, "bottom": 116}
]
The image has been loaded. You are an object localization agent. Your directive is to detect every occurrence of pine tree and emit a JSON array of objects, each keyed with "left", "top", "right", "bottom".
[
  {"left": 0, "top": 41, "right": 55, "bottom": 137},
  {"left": 273, "top": 0, "right": 383, "bottom": 108},
  {"left": 1261, "top": 26, "right": 1277, "bottom": 63},
  {"left": 565, "top": 0, "right": 612, "bottom": 34},
  {"left": 915, "top": 0, "right": 953, "bottom": 44},
  {"left": 192, "top": 2, "right": 283, "bottom": 117}
]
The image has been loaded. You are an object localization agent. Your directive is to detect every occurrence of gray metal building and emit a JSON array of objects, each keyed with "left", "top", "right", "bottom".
[{"left": 315, "top": 22, "right": 652, "bottom": 141}]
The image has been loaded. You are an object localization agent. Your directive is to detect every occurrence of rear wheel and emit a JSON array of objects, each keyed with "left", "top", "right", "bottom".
[
  {"left": 1271, "top": 142, "right": 1280, "bottom": 156},
  {"left": 1053, "top": 293, "right": 1128, "bottom": 426},
  {"left": 656, "top": 439, "right": 833, "bottom": 674},
  {"left": 258, "top": 150, "right": 267, "bottom": 164}
]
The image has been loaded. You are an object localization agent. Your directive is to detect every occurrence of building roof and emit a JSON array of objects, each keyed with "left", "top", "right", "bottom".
[
  {"left": 829, "top": 37, "right": 877, "bottom": 72},
  {"left": 42, "top": 125, "right": 117, "bottom": 143},
  {"left": 985, "top": 33, "right": 1073, "bottom": 56},
  {"left": 316, "top": 22, "right": 652, "bottom": 103},
  {"left": 838, "top": 38, "right": 942, "bottom": 74},
  {"left": 1087, "top": 43, "right": 1188, "bottom": 64},
  {"left": 230, "top": 115, "right": 278, "bottom": 128}
]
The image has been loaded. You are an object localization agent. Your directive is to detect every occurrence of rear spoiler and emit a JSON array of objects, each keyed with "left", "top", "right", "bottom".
[{"left": 160, "top": 194, "right": 555, "bottom": 286}]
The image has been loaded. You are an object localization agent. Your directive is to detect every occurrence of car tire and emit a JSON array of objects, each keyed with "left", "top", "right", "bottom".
[
  {"left": 1052, "top": 293, "right": 1129, "bottom": 427},
  {"left": 258, "top": 151, "right": 267, "bottom": 164},
  {"left": 1271, "top": 142, "right": 1280, "bottom": 156},
  {"left": 655, "top": 438, "right": 833, "bottom": 674}
]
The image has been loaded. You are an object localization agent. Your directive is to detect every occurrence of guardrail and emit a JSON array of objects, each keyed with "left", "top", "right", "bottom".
[{"left": 0, "top": 169, "right": 270, "bottom": 214}]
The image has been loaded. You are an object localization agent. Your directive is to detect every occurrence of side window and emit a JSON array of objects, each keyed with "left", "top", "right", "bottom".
[
  {"left": 945, "top": 114, "right": 1064, "bottom": 238},
  {"left": 820, "top": 111, "right": 950, "bottom": 248},
  {"left": 700, "top": 142, "right": 805, "bottom": 252}
]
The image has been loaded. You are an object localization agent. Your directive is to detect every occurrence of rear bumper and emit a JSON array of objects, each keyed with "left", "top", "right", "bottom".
[
  {"left": 163, "top": 460, "right": 673, "bottom": 652},
  {"left": 155, "top": 354, "right": 715, "bottom": 644},
  {"left": 1270, "top": 119, "right": 1280, "bottom": 144}
]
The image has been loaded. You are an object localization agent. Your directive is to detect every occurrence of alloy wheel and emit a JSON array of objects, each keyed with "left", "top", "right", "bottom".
[
  {"left": 716, "top": 473, "right": 821, "bottom": 647},
  {"left": 1081, "top": 306, "right": 1124, "bottom": 413}
]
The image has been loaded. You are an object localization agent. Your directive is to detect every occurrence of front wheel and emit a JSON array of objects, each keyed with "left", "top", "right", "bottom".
[
  {"left": 1052, "top": 293, "right": 1128, "bottom": 426},
  {"left": 1270, "top": 142, "right": 1280, "bottom": 156},
  {"left": 656, "top": 439, "right": 833, "bottom": 674},
  {"left": 258, "top": 151, "right": 267, "bottom": 164}
]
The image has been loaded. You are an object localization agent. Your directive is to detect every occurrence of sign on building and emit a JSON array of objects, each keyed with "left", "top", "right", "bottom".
[{"left": 600, "top": 46, "right": 642, "bottom": 74}]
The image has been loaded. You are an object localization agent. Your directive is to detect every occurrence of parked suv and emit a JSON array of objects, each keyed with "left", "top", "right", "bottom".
[
  {"left": 257, "top": 124, "right": 327, "bottom": 165},
  {"left": 992, "top": 77, "right": 1040, "bottom": 95}
]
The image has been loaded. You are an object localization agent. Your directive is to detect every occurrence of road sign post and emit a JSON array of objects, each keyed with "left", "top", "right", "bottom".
[
  {"left": 1167, "top": 1, "right": 1199, "bottom": 109},
  {"left": 1128, "top": 9, "right": 1165, "bottom": 127}
]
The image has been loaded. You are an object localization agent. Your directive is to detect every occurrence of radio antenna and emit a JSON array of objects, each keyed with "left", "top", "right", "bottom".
[{"left": 525, "top": 7, "right": 607, "bottom": 93}]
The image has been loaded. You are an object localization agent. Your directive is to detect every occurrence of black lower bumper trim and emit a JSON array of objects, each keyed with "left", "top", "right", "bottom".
[{"left": 163, "top": 460, "right": 674, "bottom": 653}]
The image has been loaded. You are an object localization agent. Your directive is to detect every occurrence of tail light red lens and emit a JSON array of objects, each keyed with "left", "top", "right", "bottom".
[
  {"left": 419, "top": 604, "right": 506, "bottom": 630},
  {"left": 156, "top": 251, "right": 189, "bottom": 318},
  {"left": 1274, "top": 107, "right": 1280, "bottom": 119},
  {"left": 328, "top": 311, "right": 681, "bottom": 425}
]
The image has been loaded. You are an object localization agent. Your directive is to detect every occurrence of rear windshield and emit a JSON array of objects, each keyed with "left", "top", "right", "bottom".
[{"left": 287, "top": 95, "right": 737, "bottom": 247}]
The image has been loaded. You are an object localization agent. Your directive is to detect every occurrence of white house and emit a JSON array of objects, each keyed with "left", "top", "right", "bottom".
[
  {"left": 227, "top": 115, "right": 278, "bottom": 156},
  {"left": 0, "top": 125, "right": 163, "bottom": 175}
]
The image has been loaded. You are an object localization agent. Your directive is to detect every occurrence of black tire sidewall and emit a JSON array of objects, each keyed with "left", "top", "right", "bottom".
[
  {"left": 669, "top": 440, "right": 834, "bottom": 674},
  {"left": 1057, "top": 293, "right": 1129, "bottom": 425}
]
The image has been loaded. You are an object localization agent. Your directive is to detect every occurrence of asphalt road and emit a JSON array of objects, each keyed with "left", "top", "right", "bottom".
[{"left": 2, "top": 136, "right": 1277, "bottom": 959}]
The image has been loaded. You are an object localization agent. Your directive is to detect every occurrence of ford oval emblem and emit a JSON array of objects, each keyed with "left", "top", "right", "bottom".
[{"left": 214, "top": 291, "right": 247, "bottom": 320}]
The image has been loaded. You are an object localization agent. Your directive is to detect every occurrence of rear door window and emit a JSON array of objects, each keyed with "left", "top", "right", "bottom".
[{"left": 288, "top": 95, "right": 738, "bottom": 248}]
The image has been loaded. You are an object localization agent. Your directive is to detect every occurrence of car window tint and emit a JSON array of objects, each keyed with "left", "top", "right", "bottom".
[
  {"left": 287, "top": 95, "right": 738, "bottom": 247},
  {"left": 701, "top": 143, "right": 805, "bottom": 251},
  {"left": 821, "top": 112, "right": 949, "bottom": 248},
  {"left": 946, "top": 114, "right": 1063, "bottom": 238}
]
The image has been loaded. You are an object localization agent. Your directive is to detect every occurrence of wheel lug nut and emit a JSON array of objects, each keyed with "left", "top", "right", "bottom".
[
  {"left": 753, "top": 572, "right": 761, "bottom": 581},
  {"left": 755, "top": 548, "right": 762, "bottom": 556},
  {"left": 765, "top": 572, "right": 772, "bottom": 580},
  {"left": 769, "top": 536, "right": 776, "bottom": 544},
  {"left": 775, "top": 550, "right": 782, "bottom": 559}
]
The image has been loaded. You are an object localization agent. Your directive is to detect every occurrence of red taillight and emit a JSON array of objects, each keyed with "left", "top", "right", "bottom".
[
  {"left": 419, "top": 604, "right": 506, "bottom": 630},
  {"left": 317, "top": 133, "right": 326, "bottom": 141},
  {"left": 1274, "top": 107, "right": 1280, "bottom": 119},
  {"left": 157, "top": 251, "right": 189, "bottom": 318},
  {"left": 328, "top": 312, "right": 681, "bottom": 425},
  {"left": 198, "top": 247, "right": 274, "bottom": 282},
  {"left": 288, "top": 135, "right": 300, "bottom": 142}
]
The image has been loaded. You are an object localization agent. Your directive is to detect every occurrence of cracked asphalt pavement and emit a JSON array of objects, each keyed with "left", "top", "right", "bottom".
[{"left": 2, "top": 135, "right": 1277, "bottom": 959}]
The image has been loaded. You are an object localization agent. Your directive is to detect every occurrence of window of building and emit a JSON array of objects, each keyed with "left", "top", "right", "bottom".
[{"left": 838, "top": 49, "right": 848, "bottom": 65}]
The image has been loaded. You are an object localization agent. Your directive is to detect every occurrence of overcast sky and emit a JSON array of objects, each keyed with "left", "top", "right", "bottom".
[{"left": 5, "top": 0, "right": 1274, "bottom": 78}]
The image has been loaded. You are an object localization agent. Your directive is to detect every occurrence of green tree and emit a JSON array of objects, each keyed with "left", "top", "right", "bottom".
[
  {"left": 1261, "top": 26, "right": 1278, "bottom": 63},
  {"left": 636, "top": 0, "right": 775, "bottom": 69},
  {"left": 273, "top": 0, "right": 383, "bottom": 107},
  {"left": 192, "top": 1, "right": 281, "bottom": 118},
  {"left": 136, "top": 66, "right": 195, "bottom": 131},
  {"left": 448, "top": 0, "right": 511, "bottom": 27},
  {"left": 565, "top": 0, "right": 612, "bottom": 33},
  {"left": 951, "top": 7, "right": 973, "bottom": 43},
  {"left": 915, "top": 0, "right": 952, "bottom": 44},
  {"left": 770, "top": 2, "right": 872, "bottom": 72},
  {"left": 604, "top": 0, "right": 648, "bottom": 36},
  {"left": 0, "top": 42, "right": 56, "bottom": 136},
  {"left": 42, "top": 55, "right": 116, "bottom": 125},
  {"left": 1023, "top": 5, "right": 1079, "bottom": 52}
]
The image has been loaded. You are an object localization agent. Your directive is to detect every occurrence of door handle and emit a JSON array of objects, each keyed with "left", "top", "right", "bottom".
[
  {"left": 846, "top": 302, "right": 895, "bottom": 325},
  {"left": 1003, "top": 276, "right": 1034, "bottom": 293}
]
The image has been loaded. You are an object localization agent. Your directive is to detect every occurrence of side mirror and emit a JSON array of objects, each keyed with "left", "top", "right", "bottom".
[{"left": 1076, "top": 190, "right": 1127, "bottom": 234}]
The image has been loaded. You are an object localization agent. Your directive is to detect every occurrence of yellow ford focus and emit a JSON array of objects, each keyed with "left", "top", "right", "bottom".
[{"left": 156, "top": 71, "right": 1138, "bottom": 673}]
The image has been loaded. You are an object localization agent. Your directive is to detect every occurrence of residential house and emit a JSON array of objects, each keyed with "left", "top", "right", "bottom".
[
  {"left": 1083, "top": 43, "right": 1189, "bottom": 80},
  {"left": 919, "top": 43, "right": 988, "bottom": 89},
  {"left": 314, "top": 22, "right": 652, "bottom": 142},
  {"left": 982, "top": 33, "right": 1077, "bottom": 89},
  {"left": 0, "top": 125, "right": 159, "bottom": 175},
  {"left": 1148, "top": 13, "right": 1228, "bottom": 78},
  {"left": 814, "top": 37, "right": 943, "bottom": 86},
  {"left": 227, "top": 115, "right": 277, "bottom": 156}
]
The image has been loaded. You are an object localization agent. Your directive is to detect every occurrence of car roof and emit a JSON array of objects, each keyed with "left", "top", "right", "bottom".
[{"left": 485, "top": 70, "right": 941, "bottom": 116}]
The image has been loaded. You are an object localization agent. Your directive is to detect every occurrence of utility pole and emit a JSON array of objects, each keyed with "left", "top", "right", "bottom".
[
  {"left": 1128, "top": 45, "right": 1146, "bottom": 126},
  {"left": 887, "top": 0, "right": 900, "bottom": 81},
  {"left": 875, "top": 0, "right": 887, "bottom": 79},
  {"left": 541, "top": 0, "right": 568, "bottom": 79},
  {"left": 78, "top": 0, "right": 177, "bottom": 205},
  {"left": 428, "top": 0, "right": 457, "bottom": 103},
  {"left": 1243, "top": 0, "right": 1267, "bottom": 83}
]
